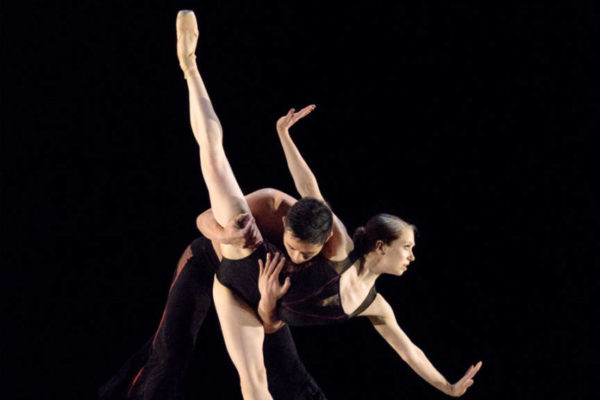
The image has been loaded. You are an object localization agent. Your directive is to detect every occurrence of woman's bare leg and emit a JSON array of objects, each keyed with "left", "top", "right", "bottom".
[
  {"left": 213, "top": 279, "right": 272, "bottom": 400},
  {"left": 177, "top": 11, "right": 270, "bottom": 400},
  {"left": 177, "top": 11, "right": 252, "bottom": 236}
]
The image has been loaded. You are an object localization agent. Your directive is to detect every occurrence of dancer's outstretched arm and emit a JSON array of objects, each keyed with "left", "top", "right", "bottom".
[{"left": 362, "top": 295, "right": 482, "bottom": 397}]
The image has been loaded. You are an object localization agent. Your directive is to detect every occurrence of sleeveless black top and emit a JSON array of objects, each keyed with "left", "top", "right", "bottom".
[
  {"left": 217, "top": 242, "right": 278, "bottom": 309},
  {"left": 216, "top": 243, "right": 377, "bottom": 326}
]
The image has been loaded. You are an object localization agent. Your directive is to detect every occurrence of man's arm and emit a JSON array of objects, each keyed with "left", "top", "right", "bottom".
[
  {"left": 276, "top": 106, "right": 323, "bottom": 200},
  {"left": 196, "top": 210, "right": 260, "bottom": 248},
  {"left": 276, "top": 107, "right": 353, "bottom": 258},
  {"left": 196, "top": 188, "right": 297, "bottom": 246},
  {"left": 361, "top": 295, "right": 483, "bottom": 397}
]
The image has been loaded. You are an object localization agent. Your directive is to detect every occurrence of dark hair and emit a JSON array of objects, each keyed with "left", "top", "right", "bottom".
[
  {"left": 285, "top": 198, "right": 333, "bottom": 245},
  {"left": 352, "top": 214, "right": 416, "bottom": 257}
]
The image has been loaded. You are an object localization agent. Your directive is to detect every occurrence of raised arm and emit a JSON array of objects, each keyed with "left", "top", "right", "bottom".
[
  {"left": 276, "top": 105, "right": 323, "bottom": 199},
  {"left": 276, "top": 107, "right": 353, "bottom": 258},
  {"left": 362, "top": 295, "right": 482, "bottom": 397}
]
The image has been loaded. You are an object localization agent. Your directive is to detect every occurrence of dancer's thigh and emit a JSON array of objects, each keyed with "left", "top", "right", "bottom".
[{"left": 212, "top": 278, "right": 267, "bottom": 383}]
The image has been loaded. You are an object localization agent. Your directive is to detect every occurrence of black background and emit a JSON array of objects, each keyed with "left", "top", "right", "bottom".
[{"left": 2, "top": 1, "right": 598, "bottom": 399}]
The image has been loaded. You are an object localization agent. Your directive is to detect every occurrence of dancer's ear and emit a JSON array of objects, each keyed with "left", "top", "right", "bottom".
[{"left": 375, "top": 240, "right": 386, "bottom": 255}]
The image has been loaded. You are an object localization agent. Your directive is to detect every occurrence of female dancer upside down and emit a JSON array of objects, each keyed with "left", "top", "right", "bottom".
[{"left": 176, "top": 9, "right": 482, "bottom": 400}]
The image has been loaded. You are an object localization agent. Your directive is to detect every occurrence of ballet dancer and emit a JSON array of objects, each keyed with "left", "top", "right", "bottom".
[{"left": 176, "top": 10, "right": 482, "bottom": 400}]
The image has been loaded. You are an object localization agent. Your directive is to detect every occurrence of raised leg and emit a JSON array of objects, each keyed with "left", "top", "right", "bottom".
[
  {"left": 177, "top": 11, "right": 270, "bottom": 399},
  {"left": 177, "top": 11, "right": 251, "bottom": 237}
]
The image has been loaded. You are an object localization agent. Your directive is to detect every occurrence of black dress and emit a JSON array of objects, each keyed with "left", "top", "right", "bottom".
[{"left": 217, "top": 243, "right": 377, "bottom": 326}]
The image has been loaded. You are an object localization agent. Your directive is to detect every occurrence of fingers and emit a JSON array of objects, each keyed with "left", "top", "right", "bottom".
[
  {"left": 263, "top": 252, "right": 278, "bottom": 275},
  {"left": 285, "top": 108, "right": 295, "bottom": 123},
  {"left": 464, "top": 361, "right": 482, "bottom": 380},
  {"left": 246, "top": 223, "right": 262, "bottom": 247},
  {"left": 258, "top": 258, "right": 264, "bottom": 276},
  {"left": 281, "top": 277, "right": 291, "bottom": 295},
  {"left": 468, "top": 361, "right": 482, "bottom": 379},
  {"left": 268, "top": 253, "right": 285, "bottom": 278},
  {"left": 238, "top": 217, "right": 253, "bottom": 235},
  {"left": 300, "top": 104, "right": 316, "bottom": 114},
  {"left": 235, "top": 212, "right": 252, "bottom": 228},
  {"left": 274, "top": 254, "right": 286, "bottom": 277},
  {"left": 452, "top": 361, "right": 481, "bottom": 396},
  {"left": 292, "top": 104, "right": 316, "bottom": 122},
  {"left": 268, "top": 252, "right": 279, "bottom": 275}
]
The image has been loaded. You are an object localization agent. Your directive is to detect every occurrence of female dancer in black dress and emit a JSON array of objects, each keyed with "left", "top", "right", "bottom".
[
  {"left": 100, "top": 12, "right": 337, "bottom": 400},
  {"left": 176, "top": 10, "right": 482, "bottom": 400}
]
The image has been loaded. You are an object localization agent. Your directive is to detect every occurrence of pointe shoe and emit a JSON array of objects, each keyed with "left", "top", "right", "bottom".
[{"left": 176, "top": 10, "right": 199, "bottom": 79}]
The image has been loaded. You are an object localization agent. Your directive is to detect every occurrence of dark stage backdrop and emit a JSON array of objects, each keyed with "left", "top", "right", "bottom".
[{"left": 2, "top": 1, "right": 598, "bottom": 399}]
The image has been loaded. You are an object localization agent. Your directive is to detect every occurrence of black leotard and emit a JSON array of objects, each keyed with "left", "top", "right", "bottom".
[
  {"left": 217, "top": 241, "right": 280, "bottom": 309},
  {"left": 100, "top": 236, "right": 326, "bottom": 400},
  {"left": 278, "top": 252, "right": 377, "bottom": 326},
  {"left": 216, "top": 243, "right": 377, "bottom": 327}
]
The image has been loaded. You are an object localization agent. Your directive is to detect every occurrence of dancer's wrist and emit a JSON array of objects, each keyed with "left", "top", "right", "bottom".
[{"left": 258, "top": 298, "right": 276, "bottom": 314}]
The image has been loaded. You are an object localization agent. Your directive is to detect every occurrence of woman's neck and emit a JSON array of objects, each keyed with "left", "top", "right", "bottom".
[{"left": 355, "top": 253, "right": 382, "bottom": 288}]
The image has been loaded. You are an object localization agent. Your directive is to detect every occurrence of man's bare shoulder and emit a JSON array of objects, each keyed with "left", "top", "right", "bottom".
[
  {"left": 322, "top": 214, "right": 354, "bottom": 261},
  {"left": 245, "top": 188, "right": 297, "bottom": 214}
]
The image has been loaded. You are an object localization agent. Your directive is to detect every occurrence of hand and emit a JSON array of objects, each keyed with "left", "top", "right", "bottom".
[
  {"left": 258, "top": 252, "right": 291, "bottom": 308},
  {"left": 222, "top": 213, "right": 263, "bottom": 248},
  {"left": 447, "top": 361, "right": 482, "bottom": 397},
  {"left": 276, "top": 104, "right": 316, "bottom": 133}
]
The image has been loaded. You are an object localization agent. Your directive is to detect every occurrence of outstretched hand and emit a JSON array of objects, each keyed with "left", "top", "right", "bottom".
[
  {"left": 276, "top": 105, "right": 316, "bottom": 133},
  {"left": 447, "top": 361, "right": 483, "bottom": 397},
  {"left": 223, "top": 213, "right": 263, "bottom": 248},
  {"left": 258, "top": 252, "right": 291, "bottom": 307}
]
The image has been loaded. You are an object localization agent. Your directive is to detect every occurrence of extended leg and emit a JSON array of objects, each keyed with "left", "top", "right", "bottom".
[
  {"left": 177, "top": 10, "right": 250, "bottom": 231},
  {"left": 177, "top": 11, "right": 270, "bottom": 399}
]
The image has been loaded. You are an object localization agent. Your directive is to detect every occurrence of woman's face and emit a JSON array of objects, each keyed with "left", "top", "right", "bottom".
[{"left": 381, "top": 228, "right": 416, "bottom": 276}]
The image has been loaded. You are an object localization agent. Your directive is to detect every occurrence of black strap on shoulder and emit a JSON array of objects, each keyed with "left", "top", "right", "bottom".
[{"left": 348, "top": 285, "right": 377, "bottom": 318}]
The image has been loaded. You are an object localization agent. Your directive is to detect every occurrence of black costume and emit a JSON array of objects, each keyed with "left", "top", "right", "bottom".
[
  {"left": 279, "top": 253, "right": 377, "bottom": 326},
  {"left": 217, "top": 245, "right": 378, "bottom": 326},
  {"left": 99, "top": 236, "right": 325, "bottom": 400}
]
